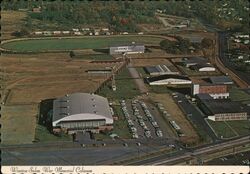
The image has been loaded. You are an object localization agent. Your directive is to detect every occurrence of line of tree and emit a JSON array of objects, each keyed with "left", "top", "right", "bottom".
[
  {"left": 2, "top": 1, "right": 249, "bottom": 33},
  {"left": 160, "top": 36, "right": 198, "bottom": 54}
]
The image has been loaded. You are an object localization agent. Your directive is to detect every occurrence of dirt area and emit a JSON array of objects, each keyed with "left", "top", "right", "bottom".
[
  {"left": 1, "top": 10, "right": 27, "bottom": 40},
  {"left": 0, "top": 52, "right": 120, "bottom": 144},
  {"left": 1, "top": 104, "right": 38, "bottom": 144},
  {"left": 132, "top": 58, "right": 173, "bottom": 67},
  {"left": 137, "top": 23, "right": 166, "bottom": 32},
  {"left": 149, "top": 93, "right": 200, "bottom": 144}
]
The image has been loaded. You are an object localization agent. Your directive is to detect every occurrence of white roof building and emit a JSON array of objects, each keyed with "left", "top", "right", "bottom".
[
  {"left": 146, "top": 75, "right": 192, "bottom": 85},
  {"left": 52, "top": 93, "right": 113, "bottom": 131}
]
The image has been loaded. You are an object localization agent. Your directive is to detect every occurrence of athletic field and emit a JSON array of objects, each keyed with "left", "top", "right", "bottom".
[{"left": 1, "top": 35, "right": 164, "bottom": 52}]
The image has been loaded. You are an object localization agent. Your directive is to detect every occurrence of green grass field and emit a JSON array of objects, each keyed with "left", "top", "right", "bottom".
[
  {"left": 136, "top": 67, "right": 148, "bottom": 78},
  {"left": 98, "top": 68, "right": 140, "bottom": 100},
  {"left": 94, "top": 105, "right": 131, "bottom": 140},
  {"left": 34, "top": 125, "right": 72, "bottom": 142},
  {"left": 1, "top": 36, "right": 164, "bottom": 52},
  {"left": 229, "top": 87, "right": 250, "bottom": 101},
  {"left": 207, "top": 119, "right": 238, "bottom": 139},
  {"left": 227, "top": 120, "right": 250, "bottom": 136},
  {"left": 207, "top": 119, "right": 250, "bottom": 139}
]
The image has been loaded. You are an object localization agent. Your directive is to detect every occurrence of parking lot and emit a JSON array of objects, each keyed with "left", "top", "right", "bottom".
[
  {"left": 120, "top": 99, "right": 166, "bottom": 140},
  {"left": 172, "top": 92, "right": 219, "bottom": 142}
]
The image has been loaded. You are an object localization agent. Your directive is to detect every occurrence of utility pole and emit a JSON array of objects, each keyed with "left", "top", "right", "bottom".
[{"left": 111, "top": 66, "right": 116, "bottom": 91}]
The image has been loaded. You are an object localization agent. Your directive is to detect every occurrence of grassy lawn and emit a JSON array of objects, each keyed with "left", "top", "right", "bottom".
[
  {"left": 207, "top": 119, "right": 238, "bottom": 139},
  {"left": 74, "top": 54, "right": 114, "bottom": 60},
  {"left": 148, "top": 85, "right": 173, "bottom": 94},
  {"left": 98, "top": 68, "right": 140, "bottom": 100},
  {"left": 136, "top": 67, "right": 148, "bottom": 78},
  {"left": 112, "top": 105, "right": 131, "bottom": 139},
  {"left": 229, "top": 87, "right": 250, "bottom": 101},
  {"left": 2, "top": 35, "right": 164, "bottom": 52},
  {"left": 95, "top": 104, "right": 131, "bottom": 140},
  {"left": 227, "top": 120, "right": 250, "bottom": 136},
  {"left": 34, "top": 125, "right": 72, "bottom": 142}
]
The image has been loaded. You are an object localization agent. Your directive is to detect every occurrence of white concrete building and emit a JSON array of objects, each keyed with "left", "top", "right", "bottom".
[{"left": 52, "top": 93, "right": 113, "bottom": 134}]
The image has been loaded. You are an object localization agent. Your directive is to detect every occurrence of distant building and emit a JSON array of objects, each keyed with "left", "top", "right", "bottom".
[
  {"left": 34, "top": 31, "right": 43, "bottom": 35},
  {"left": 32, "top": 7, "right": 41, "bottom": 13},
  {"left": 53, "top": 31, "right": 61, "bottom": 35},
  {"left": 146, "top": 75, "right": 192, "bottom": 85},
  {"left": 110, "top": 44, "right": 145, "bottom": 55},
  {"left": 192, "top": 77, "right": 232, "bottom": 99},
  {"left": 52, "top": 93, "right": 113, "bottom": 134},
  {"left": 209, "top": 76, "right": 234, "bottom": 85},
  {"left": 189, "top": 63, "right": 216, "bottom": 72},
  {"left": 43, "top": 31, "right": 52, "bottom": 36},
  {"left": 101, "top": 28, "right": 109, "bottom": 32},
  {"left": 181, "top": 57, "right": 209, "bottom": 67},
  {"left": 196, "top": 94, "right": 248, "bottom": 121},
  {"left": 192, "top": 84, "right": 229, "bottom": 99},
  {"left": 62, "top": 31, "right": 70, "bottom": 34},
  {"left": 144, "top": 65, "right": 179, "bottom": 76}
]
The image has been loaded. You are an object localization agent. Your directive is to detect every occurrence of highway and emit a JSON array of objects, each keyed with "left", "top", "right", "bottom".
[
  {"left": 217, "top": 32, "right": 250, "bottom": 88},
  {"left": 127, "top": 135, "right": 250, "bottom": 165}
]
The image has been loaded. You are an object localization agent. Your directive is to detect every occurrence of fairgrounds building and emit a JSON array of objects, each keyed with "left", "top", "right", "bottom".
[
  {"left": 146, "top": 74, "right": 192, "bottom": 85},
  {"left": 196, "top": 94, "right": 248, "bottom": 121},
  {"left": 109, "top": 44, "right": 145, "bottom": 55},
  {"left": 191, "top": 76, "right": 233, "bottom": 99},
  {"left": 52, "top": 93, "right": 113, "bottom": 134},
  {"left": 144, "top": 65, "right": 180, "bottom": 76}
]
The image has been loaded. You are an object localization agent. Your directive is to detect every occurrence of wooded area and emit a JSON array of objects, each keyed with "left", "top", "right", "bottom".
[{"left": 1, "top": 0, "right": 249, "bottom": 32}]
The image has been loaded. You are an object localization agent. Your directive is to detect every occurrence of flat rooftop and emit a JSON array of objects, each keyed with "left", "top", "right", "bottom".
[
  {"left": 198, "top": 95, "right": 246, "bottom": 115},
  {"left": 209, "top": 76, "right": 233, "bottom": 85}
]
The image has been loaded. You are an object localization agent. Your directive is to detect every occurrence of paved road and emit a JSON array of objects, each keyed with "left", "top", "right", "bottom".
[
  {"left": 127, "top": 62, "right": 149, "bottom": 94},
  {"left": 129, "top": 135, "right": 250, "bottom": 165},
  {"left": 172, "top": 93, "right": 219, "bottom": 142},
  {"left": 217, "top": 32, "right": 250, "bottom": 87},
  {"left": 1, "top": 143, "right": 170, "bottom": 165}
]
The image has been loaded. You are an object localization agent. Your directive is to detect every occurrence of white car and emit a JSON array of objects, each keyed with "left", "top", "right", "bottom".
[
  {"left": 156, "top": 130, "right": 163, "bottom": 137},
  {"left": 145, "top": 131, "right": 151, "bottom": 138},
  {"left": 152, "top": 121, "right": 159, "bottom": 128},
  {"left": 132, "top": 133, "right": 139, "bottom": 139}
]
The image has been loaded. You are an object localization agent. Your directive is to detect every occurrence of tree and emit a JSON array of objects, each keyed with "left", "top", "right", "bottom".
[
  {"left": 11, "top": 28, "right": 29, "bottom": 37},
  {"left": 201, "top": 38, "right": 213, "bottom": 48},
  {"left": 69, "top": 51, "right": 75, "bottom": 58}
]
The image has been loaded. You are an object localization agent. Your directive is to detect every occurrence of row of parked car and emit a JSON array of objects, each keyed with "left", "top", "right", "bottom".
[
  {"left": 120, "top": 100, "right": 139, "bottom": 139},
  {"left": 131, "top": 100, "right": 152, "bottom": 138},
  {"left": 139, "top": 101, "right": 163, "bottom": 138}
]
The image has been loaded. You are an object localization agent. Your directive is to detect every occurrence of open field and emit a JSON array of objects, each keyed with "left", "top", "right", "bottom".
[
  {"left": 34, "top": 125, "right": 72, "bottom": 142},
  {"left": 1, "top": 10, "right": 27, "bottom": 40},
  {"left": 149, "top": 93, "right": 200, "bottom": 144},
  {"left": 0, "top": 105, "right": 38, "bottom": 144},
  {"left": 229, "top": 87, "right": 250, "bottom": 102},
  {"left": 0, "top": 53, "right": 120, "bottom": 144},
  {"left": 207, "top": 119, "right": 250, "bottom": 139},
  {"left": 95, "top": 105, "right": 131, "bottom": 140},
  {"left": 1, "top": 35, "right": 165, "bottom": 52},
  {"left": 206, "top": 120, "right": 238, "bottom": 139},
  {"left": 132, "top": 58, "right": 173, "bottom": 67},
  {"left": 98, "top": 68, "right": 140, "bottom": 100}
]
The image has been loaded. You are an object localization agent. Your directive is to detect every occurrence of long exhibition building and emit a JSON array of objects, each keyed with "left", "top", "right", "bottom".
[{"left": 52, "top": 93, "right": 114, "bottom": 134}]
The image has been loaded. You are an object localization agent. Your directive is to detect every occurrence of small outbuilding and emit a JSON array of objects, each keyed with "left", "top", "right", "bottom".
[{"left": 110, "top": 44, "right": 145, "bottom": 55}]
